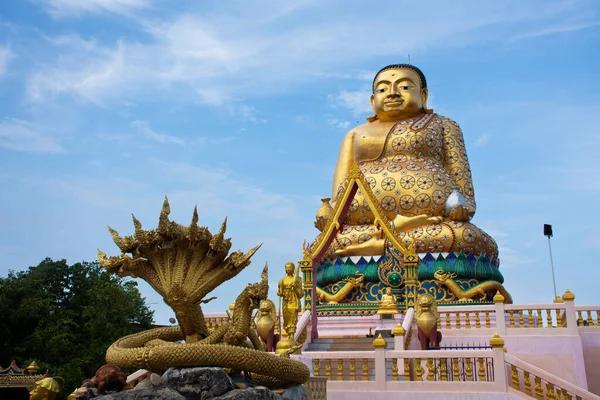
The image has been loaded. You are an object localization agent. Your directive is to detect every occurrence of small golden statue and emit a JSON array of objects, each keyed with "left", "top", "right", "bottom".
[
  {"left": 255, "top": 299, "right": 277, "bottom": 352},
  {"left": 377, "top": 287, "right": 399, "bottom": 315},
  {"left": 277, "top": 262, "right": 303, "bottom": 338},
  {"left": 415, "top": 294, "right": 442, "bottom": 350},
  {"left": 29, "top": 377, "right": 63, "bottom": 400}
]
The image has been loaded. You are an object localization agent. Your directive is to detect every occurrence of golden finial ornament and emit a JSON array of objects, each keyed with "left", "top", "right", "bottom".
[
  {"left": 489, "top": 332, "right": 505, "bottom": 348},
  {"left": 373, "top": 333, "right": 387, "bottom": 349},
  {"left": 493, "top": 291, "right": 505, "bottom": 303},
  {"left": 25, "top": 361, "right": 39, "bottom": 374},
  {"left": 562, "top": 289, "right": 575, "bottom": 301},
  {"left": 392, "top": 323, "right": 405, "bottom": 336}
]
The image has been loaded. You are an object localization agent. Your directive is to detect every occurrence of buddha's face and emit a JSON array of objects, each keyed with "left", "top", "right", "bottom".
[
  {"left": 29, "top": 386, "right": 48, "bottom": 400},
  {"left": 285, "top": 263, "right": 294, "bottom": 275},
  {"left": 371, "top": 68, "right": 428, "bottom": 121}
]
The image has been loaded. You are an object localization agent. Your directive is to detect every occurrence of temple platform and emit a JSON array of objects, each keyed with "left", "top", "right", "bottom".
[{"left": 196, "top": 294, "right": 600, "bottom": 399}]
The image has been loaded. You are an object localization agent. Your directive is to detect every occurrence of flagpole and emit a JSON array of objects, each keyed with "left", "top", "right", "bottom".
[{"left": 544, "top": 224, "right": 558, "bottom": 300}]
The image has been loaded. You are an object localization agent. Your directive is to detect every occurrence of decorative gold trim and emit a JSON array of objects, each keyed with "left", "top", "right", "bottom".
[{"left": 304, "top": 163, "right": 414, "bottom": 262}]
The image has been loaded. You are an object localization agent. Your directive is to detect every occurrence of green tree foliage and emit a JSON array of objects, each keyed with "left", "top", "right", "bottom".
[{"left": 0, "top": 258, "right": 154, "bottom": 394}]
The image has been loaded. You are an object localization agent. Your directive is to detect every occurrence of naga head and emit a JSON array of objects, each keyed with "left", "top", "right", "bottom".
[
  {"left": 246, "top": 262, "right": 270, "bottom": 308},
  {"left": 433, "top": 267, "right": 456, "bottom": 282},
  {"left": 343, "top": 272, "right": 365, "bottom": 288}
]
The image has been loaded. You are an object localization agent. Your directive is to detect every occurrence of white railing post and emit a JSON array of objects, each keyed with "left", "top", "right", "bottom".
[
  {"left": 490, "top": 332, "right": 507, "bottom": 392},
  {"left": 494, "top": 292, "right": 506, "bottom": 335},
  {"left": 392, "top": 322, "right": 405, "bottom": 350},
  {"left": 373, "top": 334, "right": 387, "bottom": 390},
  {"left": 562, "top": 289, "right": 578, "bottom": 335}
]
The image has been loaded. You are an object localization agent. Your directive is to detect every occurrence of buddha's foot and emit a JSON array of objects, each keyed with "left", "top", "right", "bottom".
[
  {"left": 333, "top": 236, "right": 385, "bottom": 257},
  {"left": 330, "top": 220, "right": 498, "bottom": 259},
  {"left": 391, "top": 214, "right": 443, "bottom": 233}
]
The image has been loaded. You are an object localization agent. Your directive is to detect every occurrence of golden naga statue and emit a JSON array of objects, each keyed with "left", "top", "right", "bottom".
[
  {"left": 377, "top": 287, "right": 399, "bottom": 315},
  {"left": 316, "top": 273, "right": 364, "bottom": 304},
  {"left": 97, "top": 198, "right": 309, "bottom": 388},
  {"left": 277, "top": 262, "right": 303, "bottom": 338},
  {"left": 318, "top": 64, "right": 497, "bottom": 259},
  {"left": 29, "top": 377, "right": 63, "bottom": 400},
  {"left": 434, "top": 268, "right": 513, "bottom": 303}
]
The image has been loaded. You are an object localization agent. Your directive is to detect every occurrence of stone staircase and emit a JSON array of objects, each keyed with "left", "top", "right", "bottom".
[
  {"left": 306, "top": 336, "right": 395, "bottom": 351},
  {"left": 305, "top": 337, "right": 398, "bottom": 381}
]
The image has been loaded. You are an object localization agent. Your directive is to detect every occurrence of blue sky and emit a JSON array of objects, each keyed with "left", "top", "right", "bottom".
[{"left": 1, "top": 0, "right": 599, "bottom": 324}]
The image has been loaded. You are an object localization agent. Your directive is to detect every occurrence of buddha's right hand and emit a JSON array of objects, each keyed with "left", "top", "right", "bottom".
[
  {"left": 314, "top": 216, "right": 327, "bottom": 231},
  {"left": 447, "top": 204, "right": 471, "bottom": 222},
  {"left": 391, "top": 214, "right": 443, "bottom": 233}
]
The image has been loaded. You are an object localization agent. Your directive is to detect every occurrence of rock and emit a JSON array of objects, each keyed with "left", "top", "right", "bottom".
[
  {"left": 162, "top": 367, "right": 235, "bottom": 399},
  {"left": 74, "top": 387, "right": 99, "bottom": 399},
  {"left": 229, "top": 373, "right": 256, "bottom": 389},
  {"left": 214, "top": 386, "right": 283, "bottom": 400},
  {"left": 282, "top": 385, "right": 309, "bottom": 400},
  {"left": 97, "top": 387, "right": 185, "bottom": 399},
  {"left": 131, "top": 377, "right": 152, "bottom": 391},
  {"left": 97, "top": 367, "right": 289, "bottom": 400},
  {"left": 150, "top": 373, "right": 163, "bottom": 387}
]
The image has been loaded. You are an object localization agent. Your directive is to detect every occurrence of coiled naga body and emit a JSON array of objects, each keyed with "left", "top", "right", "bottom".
[{"left": 98, "top": 198, "right": 309, "bottom": 387}]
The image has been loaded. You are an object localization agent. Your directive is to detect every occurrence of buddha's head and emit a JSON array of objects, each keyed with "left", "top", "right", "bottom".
[
  {"left": 369, "top": 64, "right": 429, "bottom": 122},
  {"left": 285, "top": 262, "right": 295, "bottom": 276},
  {"left": 29, "top": 378, "right": 60, "bottom": 400}
]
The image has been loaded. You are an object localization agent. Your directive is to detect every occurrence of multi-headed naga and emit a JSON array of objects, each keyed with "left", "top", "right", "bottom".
[{"left": 97, "top": 198, "right": 309, "bottom": 387}]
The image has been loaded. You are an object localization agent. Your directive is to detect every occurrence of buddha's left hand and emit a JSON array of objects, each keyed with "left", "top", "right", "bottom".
[{"left": 448, "top": 205, "right": 471, "bottom": 222}]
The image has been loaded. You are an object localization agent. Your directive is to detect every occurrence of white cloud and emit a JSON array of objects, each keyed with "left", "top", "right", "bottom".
[
  {"left": 36, "top": 0, "right": 151, "bottom": 17},
  {"left": 327, "top": 118, "right": 351, "bottom": 130},
  {"left": 509, "top": 21, "right": 600, "bottom": 42},
  {"left": 228, "top": 104, "right": 267, "bottom": 124},
  {"left": 0, "top": 47, "right": 13, "bottom": 78},
  {"left": 28, "top": 41, "right": 127, "bottom": 105},
  {"left": 0, "top": 118, "right": 65, "bottom": 153},
  {"left": 25, "top": 1, "right": 598, "bottom": 110},
  {"left": 41, "top": 33, "right": 97, "bottom": 51},
  {"left": 473, "top": 133, "right": 491, "bottom": 147},
  {"left": 329, "top": 90, "right": 372, "bottom": 117},
  {"left": 131, "top": 120, "right": 185, "bottom": 145}
]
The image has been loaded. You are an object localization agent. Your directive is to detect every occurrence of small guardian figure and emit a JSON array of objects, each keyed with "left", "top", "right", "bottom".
[{"left": 416, "top": 294, "right": 442, "bottom": 350}]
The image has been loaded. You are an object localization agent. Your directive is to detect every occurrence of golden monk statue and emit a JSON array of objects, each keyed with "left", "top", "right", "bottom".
[
  {"left": 29, "top": 377, "right": 62, "bottom": 400},
  {"left": 323, "top": 64, "right": 497, "bottom": 259},
  {"left": 277, "top": 262, "right": 303, "bottom": 338},
  {"left": 377, "top": 287, "right": 398, "bottom": 315}
]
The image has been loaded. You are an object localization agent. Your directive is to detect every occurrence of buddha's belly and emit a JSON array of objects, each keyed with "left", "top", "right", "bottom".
[{"left": 344, "top": 158, "right": 454, "bottom": 225}]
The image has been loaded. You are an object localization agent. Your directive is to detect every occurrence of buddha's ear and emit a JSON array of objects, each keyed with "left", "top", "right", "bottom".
[
  {"left": 367, "top": 94, "right": 378, "bottom": 122},
  {"left": 421, "top": 88, "right": 429, "bottom": 109}
]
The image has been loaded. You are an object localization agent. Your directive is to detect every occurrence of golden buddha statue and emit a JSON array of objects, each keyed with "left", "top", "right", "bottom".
[
  {"left": 277, "top": 262, "right": 303, "bottom": 338},
  {"left": 321, "top": 64, "right": 497, "bottom": 259},
  {"left": 377, "top": 287, "right": 398, "bottom": 315},
  {"left": 29, "top": 377, "right": 62, "bottom": 400}
]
